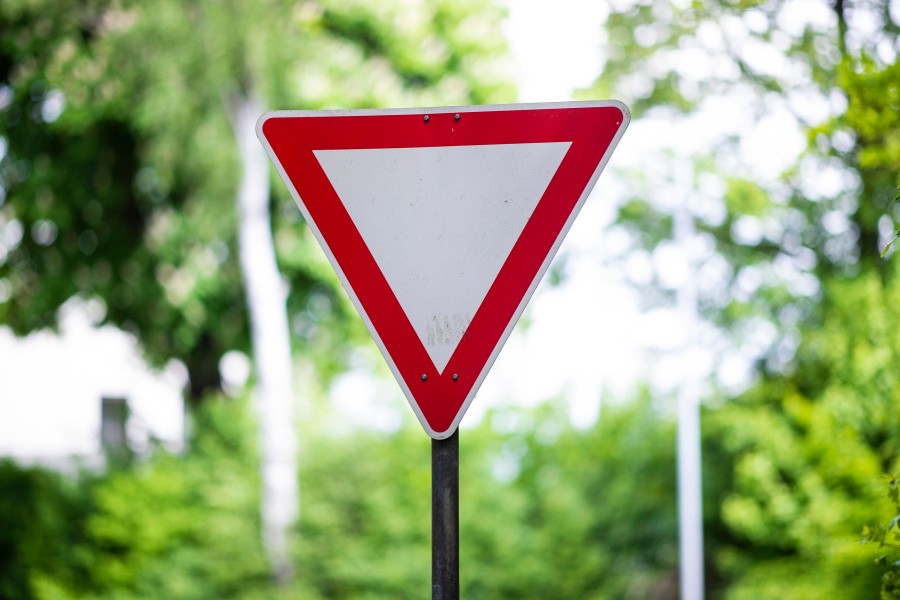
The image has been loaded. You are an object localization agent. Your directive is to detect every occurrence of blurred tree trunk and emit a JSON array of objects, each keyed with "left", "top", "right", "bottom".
[{"left": 229, "top": 93, "right": 297, "bottom": 584}]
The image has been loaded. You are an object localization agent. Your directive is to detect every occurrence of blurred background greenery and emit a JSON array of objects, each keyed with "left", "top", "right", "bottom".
[{"left": 2, "top": 0, "right": 900, "bottom": 598}]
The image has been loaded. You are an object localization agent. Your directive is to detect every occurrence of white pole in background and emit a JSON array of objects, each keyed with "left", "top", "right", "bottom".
[{"left": 675, "top": 206, "right": 705, "bottom": 600}]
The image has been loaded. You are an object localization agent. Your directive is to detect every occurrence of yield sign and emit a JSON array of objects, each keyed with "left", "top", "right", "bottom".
[{"left": 257, "top": 101, "right": 629, "bottom": 438}]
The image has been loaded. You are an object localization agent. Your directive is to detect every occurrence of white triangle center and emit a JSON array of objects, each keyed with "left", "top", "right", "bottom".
[{"left": 315, "top": 142, "right": 570, "bottom": 373}]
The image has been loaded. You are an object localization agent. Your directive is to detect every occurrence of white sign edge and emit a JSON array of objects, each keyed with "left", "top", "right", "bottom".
[{"left": 256, "top": 100, "right": 631, "bottom": 439}]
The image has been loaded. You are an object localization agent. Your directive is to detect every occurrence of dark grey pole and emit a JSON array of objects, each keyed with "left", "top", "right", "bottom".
[{"left": 432, "top": 430, "right": 459, "bottom": 600}]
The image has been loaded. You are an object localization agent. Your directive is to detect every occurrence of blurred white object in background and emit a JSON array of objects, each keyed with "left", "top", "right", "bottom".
[{"left": 0, "top": 297, "right": 187, "bottom": 471}]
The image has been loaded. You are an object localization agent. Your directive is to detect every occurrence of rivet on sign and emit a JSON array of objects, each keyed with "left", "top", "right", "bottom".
[
  {"left": 421, "top": 374, "right": 428, "bottom": 381},
  {"left": 452, "top": 373, "right": 459, "bottom": 381},
  {"left": 454, "top": 114, "right": 461, "bottom": 121},
  {"left": 424, "top": 115, "right": 430, "bottom": 122}
]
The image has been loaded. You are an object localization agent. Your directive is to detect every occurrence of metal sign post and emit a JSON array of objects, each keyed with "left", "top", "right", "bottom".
[
  {"left": 432, "top": 431, "right": 459, "bottom": 600},
  {"left": 675, "top": 208, "right": 705, "bottom": 599}
]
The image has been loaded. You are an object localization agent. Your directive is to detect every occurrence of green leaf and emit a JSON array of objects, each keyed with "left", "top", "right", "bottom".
[{"left": 881, "top": 232, "right": 900, "bottom": 258}]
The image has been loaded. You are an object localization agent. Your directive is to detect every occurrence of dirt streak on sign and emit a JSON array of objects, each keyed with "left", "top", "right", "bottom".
[{"left": 257, "top": 101, "right": 629, "bottom": 439}]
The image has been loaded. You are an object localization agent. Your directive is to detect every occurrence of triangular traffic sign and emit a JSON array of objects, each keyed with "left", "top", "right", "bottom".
[{"left": 258, "top": 101, "right": 629, "bottom": 438}]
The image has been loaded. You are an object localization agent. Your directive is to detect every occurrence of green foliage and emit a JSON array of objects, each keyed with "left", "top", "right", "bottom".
[
  {"left": 0, "top": 462, "right": 90, "bottom": 600},
  {"left": 584, "top": 1, "right": 900, "bottom": 597},
  {"left": 0, "top": 397, "right": 272, "bottom": 600},
  {"left": 460, "top": 398, "right": 679, "bottom": 599},
  {"left": 840, "top": 60, "right": 900, "bottom": 172},
  {"left": 0, "top": 397, "right": 679, "bottom": 599},
  {"left": 296, "top": 397, "right": 679, "bottom": 599},
  {"left": 294, "top": 426, "right": 431, "bottom": 599},
  {"left": 698, "top": 259, "right": 900, "bottom": 597},
  {"left": 80, "top": 399, "right": 267, "bottom": 599},
  {"left": 723, "top": 178, "right": 770, "bottom": 218},
  {"left": 861, "top": 475, "right": 900, "bottom": 599},
  {"left": 879, "top": 187, "right": 900, "bottom": 258},
  {"left": 618, "top": 197, "right": 674, "bottom": 248},
  {"left": 0, "top": 0, "right": 514, "bottom": 398}
]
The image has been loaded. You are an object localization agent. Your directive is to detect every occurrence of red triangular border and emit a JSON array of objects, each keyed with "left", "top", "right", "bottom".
[{"left": 258, "top": 102, "right": 629, "bottom": 438}]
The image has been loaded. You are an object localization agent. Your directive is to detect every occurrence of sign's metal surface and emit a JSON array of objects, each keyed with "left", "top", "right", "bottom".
[{"left": 257, "top": 102, "right": 629, "bottom": 438}]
